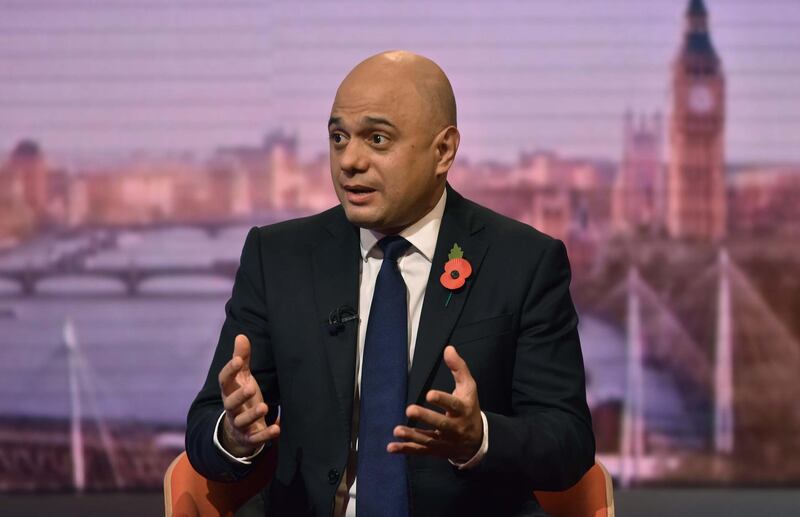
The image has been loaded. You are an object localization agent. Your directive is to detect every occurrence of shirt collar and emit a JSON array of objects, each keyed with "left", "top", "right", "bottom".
[{"left": 359, "top": 188, "right": 447, "bottom": 263}]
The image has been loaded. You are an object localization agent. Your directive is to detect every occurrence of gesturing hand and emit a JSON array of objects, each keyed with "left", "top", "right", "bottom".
[
  {"left": 218, "top": 334, "right": 280, "bottom": 457},
  {"left": 388, "top": 345, "right": 483, "bottom": 463}
]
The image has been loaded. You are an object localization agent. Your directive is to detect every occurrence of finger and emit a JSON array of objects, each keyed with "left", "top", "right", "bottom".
[
  {"left": 232, "top": 403, "right": 268, "bottom": 430},
  {"left": 425, "top": 390, "right": 465, "bottom": 416},
  {"left": 247, "top": 423, "right": 281, "bottom": 444},
  {"left": 233, "top": 334, "right": 252, "bottom": 374},
  {"left": 218, "top": 357, "right": 244, "bottom": 395},
  {"left": 443, "top": 345, "right": 472, "bottom": 386},
  {"left": 387, "top": 441, "right": 446, "bottom": 457},
  {"left": 393, "top": 425, "right": 440, "bottom": 446},
  {"left": 233, "top": 402, "right": 268, "bottom": 429},
  {"left": 405, "top": 404, "right": 449, "bottom": 431},
  {"left": 222, "top": 384, "right": 256, "bottom": 413}
]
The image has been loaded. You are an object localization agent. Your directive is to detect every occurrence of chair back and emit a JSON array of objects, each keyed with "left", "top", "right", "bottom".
[
  {"left": 534, "top": 462, "right": 615, "bottom": 517},
  {"left": 164, "top": 452, "right": 612, "bottom": 517},
  {"left": 163, "top": 450, "right": 274, "bottom": 517}
]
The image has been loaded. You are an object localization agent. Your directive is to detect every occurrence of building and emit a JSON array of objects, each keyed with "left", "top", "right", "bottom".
[
  {"left": 728, "top": 166, "right": 800, "bottom": 237},
  {"left": 0, "top": 140, "right": 51, "bottom": 218},
  {"left": 612, "top": 112, "right": 664, "bottom": 235},
  {"left": 666, "top": 0, "right": 727, "bottom": 242},
  {"left": 0, "top": 140, "right": 49, "bottom": 241}
]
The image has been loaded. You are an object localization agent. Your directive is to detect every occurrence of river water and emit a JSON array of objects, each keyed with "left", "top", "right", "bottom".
[{"left": 0, "top": 225, "right": 696, "bottom": 446}]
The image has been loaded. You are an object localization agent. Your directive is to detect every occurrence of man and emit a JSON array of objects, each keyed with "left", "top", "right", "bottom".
[{"left": 186, "top": 50, "right": 594, "bottom": 516}]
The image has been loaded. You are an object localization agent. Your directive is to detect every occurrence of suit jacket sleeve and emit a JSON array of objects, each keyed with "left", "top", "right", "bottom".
[
  {"left": 480, "top": 238, "right": 595, "bottom": 491},
  {"left": 185, "top": 226, "right": 280, "bottom": 482}
]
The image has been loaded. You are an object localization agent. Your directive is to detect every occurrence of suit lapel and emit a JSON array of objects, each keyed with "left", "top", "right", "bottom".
[
  {"left": 309, "top": 188, "right": 488, "bottom": 424},
  {"left": 407, "top": 185, "right": 488, "bottom": 406},
  {"left": 311, "top": 210, "right": 360, "bottom": 436}
]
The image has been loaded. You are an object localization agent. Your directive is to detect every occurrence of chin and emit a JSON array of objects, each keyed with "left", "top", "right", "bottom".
[{"left": 342, "top": 204, "right": 381, "bottom": 229}]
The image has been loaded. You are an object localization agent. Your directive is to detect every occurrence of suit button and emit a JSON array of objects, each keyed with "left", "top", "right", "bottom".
[{"left": 327, "top": 468, "right": 340, "bottom": 485}]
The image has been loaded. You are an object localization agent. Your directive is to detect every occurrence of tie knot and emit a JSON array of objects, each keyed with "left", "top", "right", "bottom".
[{"left": 378, "top": 235, "right": 412, "bottom": 262}]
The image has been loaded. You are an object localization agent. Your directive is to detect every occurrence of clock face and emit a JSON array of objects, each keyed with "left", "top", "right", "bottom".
[{"left": 688, "top": 84, "right": 714, "bottom": 114}]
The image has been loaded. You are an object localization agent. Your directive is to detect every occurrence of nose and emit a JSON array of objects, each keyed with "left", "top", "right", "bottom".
[{"left": 338, "top": 139, "right": 369, "bottom": 175}]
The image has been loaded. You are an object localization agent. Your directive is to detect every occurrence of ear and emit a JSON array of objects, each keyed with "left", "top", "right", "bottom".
[{"left": 434, "top": 125, "right": 460, "bottom": 177}]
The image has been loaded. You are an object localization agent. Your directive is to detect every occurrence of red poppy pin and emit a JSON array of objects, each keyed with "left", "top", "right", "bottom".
[{"left": 440, "top": 243, "right": 472, "bottom": 306}]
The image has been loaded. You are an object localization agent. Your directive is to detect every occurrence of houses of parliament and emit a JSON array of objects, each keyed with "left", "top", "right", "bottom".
[{"left": 613, "top": 0, "right": 727, "bottom": 243}]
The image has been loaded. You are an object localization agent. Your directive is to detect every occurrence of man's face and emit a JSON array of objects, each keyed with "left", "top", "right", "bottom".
[{"left": 328, "top": 73, "right": 442, "bottom": 234}]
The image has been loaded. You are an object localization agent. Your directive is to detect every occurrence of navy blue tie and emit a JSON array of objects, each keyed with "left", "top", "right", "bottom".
[{"left": 357, "top": 235, "right": 413, "bottom": 517}]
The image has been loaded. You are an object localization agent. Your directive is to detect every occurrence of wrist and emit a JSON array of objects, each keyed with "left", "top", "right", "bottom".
[
  {"left": 450, "top": 411, "right": 489, "bottom": 470},
  {"left": 221, "top": 415, "right": 258, "bottom": 457},
  {"left": 459, "top": 437, "right": 482, "bottom": 463}
]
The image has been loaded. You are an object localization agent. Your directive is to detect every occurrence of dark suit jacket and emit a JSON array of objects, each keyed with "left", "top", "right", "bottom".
[{"left": 186, "top": 184, "right": 595, "bottom": 517}]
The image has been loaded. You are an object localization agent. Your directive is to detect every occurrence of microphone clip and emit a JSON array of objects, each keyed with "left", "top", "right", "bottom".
[{"left": 327, "top": 305, "right": 359, "bottom": 335}]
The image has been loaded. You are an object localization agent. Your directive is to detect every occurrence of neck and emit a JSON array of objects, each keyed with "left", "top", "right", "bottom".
[{"left": 374, "top": 185, "right": 446, "bottom": 235}]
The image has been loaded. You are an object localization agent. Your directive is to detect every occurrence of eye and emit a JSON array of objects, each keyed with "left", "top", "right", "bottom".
[
  {"left": 330, "top": 132, "right": 348, "bottom": 146},
  {"left": 370, "top": 134, "right": 388, "bottom": 145}
]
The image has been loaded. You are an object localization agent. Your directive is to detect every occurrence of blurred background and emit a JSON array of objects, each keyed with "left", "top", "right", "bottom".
[{"left": 0, "top": 0, "right": 799, "bottom": 515}]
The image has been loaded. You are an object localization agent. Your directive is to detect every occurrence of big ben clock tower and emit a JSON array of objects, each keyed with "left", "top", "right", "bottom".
[{"left": 667, "top": 0, "right": 726, "bottom": 241}]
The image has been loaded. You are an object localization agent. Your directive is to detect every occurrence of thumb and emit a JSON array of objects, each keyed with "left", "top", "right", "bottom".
[
  {"left": 443, "top": 345, "right": 472, "bottom": 386},
  {"left": 233, "top": 334, "right": 252, "bottom": 373}
]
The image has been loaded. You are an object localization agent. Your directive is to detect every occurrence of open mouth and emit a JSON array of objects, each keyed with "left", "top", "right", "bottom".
[
  {"left": 343, "top": 185, "right": 376, "bottom": 194},
  {"left": 343, "top": 185, "right": 377, "bottom": 204}
]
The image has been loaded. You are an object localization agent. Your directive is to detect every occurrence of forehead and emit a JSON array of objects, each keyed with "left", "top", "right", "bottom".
[{"left": 330, "top": 74, "right": 423, "bottom": 128}]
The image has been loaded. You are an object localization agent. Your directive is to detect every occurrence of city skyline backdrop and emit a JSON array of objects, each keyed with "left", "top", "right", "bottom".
[
  {"left": 1, "top": 0, "right": 800, "bottom": 494},
  {"left": 1, "top": 0, "right": 800, "bottom": 165}
]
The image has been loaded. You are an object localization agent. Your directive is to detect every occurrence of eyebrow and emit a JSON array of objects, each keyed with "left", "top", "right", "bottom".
[
  {"left": 327, "top": 115, "right": 398, "bottom": 130},
  {"left": 363, "top": 116, "right": 397, "bottom": 129}
]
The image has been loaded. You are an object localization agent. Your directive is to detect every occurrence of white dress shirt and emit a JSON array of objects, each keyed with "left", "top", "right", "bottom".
[{"left": 213, "top": 188, "right": 489, "bottom": 516}]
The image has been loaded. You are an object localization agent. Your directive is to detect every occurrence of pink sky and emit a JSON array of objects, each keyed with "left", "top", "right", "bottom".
[{"left": 0, "top": 0, "right": 798, "bottom": 164}]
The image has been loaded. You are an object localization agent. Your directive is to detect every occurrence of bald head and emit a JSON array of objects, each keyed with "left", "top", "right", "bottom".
[
  {"left": 335, "top": 50, "right": 457, "bottom": 131},
  {"left": 328, "top": 50, "right": 461, "bottom": 234}
]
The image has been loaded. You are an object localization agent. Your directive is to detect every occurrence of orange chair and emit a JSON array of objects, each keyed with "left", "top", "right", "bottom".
[
  {"left": 164, "top": 453, "right": 613, "bottom": 517},
  {"left": 534, "top": 462, "right": 615, "bottom": 517},
  {"left": 163, "top": 448, "right": 276, "bottom": 517}
]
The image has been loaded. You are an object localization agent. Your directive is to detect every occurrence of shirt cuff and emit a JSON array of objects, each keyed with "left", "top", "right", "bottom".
[
  {"left": 449, "top": 411, "right": 489, "bottom": 470},
  {"left": 212, "top": 410, "right": 265, "bottom": 464}
]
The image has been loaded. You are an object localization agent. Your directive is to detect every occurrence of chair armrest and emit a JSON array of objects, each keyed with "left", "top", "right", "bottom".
[{"left": 164, "top": 445, "right": 277, "bottom": 517}]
